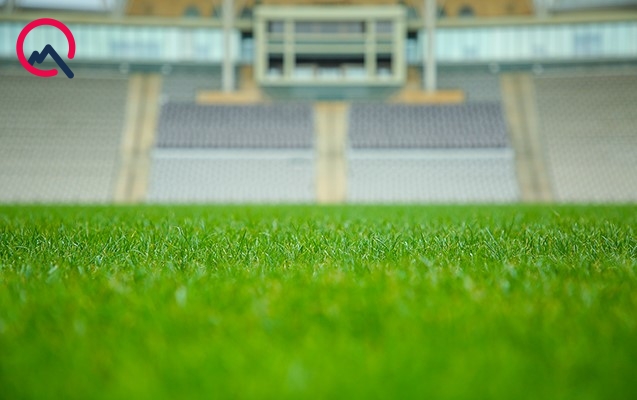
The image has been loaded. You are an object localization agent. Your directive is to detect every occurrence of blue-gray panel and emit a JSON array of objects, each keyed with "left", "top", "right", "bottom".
[
  {"left": 157, "top": 103, "right": 314, "bottom": 149},
  {"left": 349, "top": 102, "right": 509, "bottom": 149}
]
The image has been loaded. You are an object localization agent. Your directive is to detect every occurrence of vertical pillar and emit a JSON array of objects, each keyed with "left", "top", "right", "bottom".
[
  {"left": 254, "top": 15, "right": 266, "bottom": 83},
  {"left": 223, "top": 0, "right": 235, "bottom": 92},
  {"left": 393, "top": 15, "right": 406, "bottom": 82},
  {"left": 283, "top": 19, "right": 294, "bottom": 79},
  {"left": 535, "top": 0, "right": 554, "bottom": 18},
  {"left": 5, "top": 0, "right": 16, "bottom": 14},
  {"left": 365, "top": 19, "right": 376, "bottom": 80},
  {"left": 424, "top": 0, "right": 436, "bottom": 92},
  {"left": 112, "top": 0, "right": 127, "bottom": 18}
]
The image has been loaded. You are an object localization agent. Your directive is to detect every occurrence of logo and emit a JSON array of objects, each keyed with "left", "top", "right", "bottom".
[{"left": 16, "top": 18, "right": 75, "bottom": 79}]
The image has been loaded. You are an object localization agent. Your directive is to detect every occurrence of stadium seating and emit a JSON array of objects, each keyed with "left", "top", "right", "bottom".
[
  {"left": 347, "top": 93, "right": 519, "bottom": 202},
  {"left": 348, "top": 103, "right": 509, "bottom": 149},
  {"left": 156, "top": 103, "right": 314, "bottom": 148},
  {"left": 534, "top": 72, "right": 637, "bottom": 202},
  {"left": 348, "top": 150, "right": 519, "bottom": 202},
  {"left": 148, "top": 150, "right": 314, "bottom": 202},
  {"left": 149, "top": 102, "right": 315, "bottom": 202},
  {"left": 0, "top": 73, "right": 128, "bottom": 203},
  {"left": 4, "top": 61, "right": 633, "bottom": 204}
]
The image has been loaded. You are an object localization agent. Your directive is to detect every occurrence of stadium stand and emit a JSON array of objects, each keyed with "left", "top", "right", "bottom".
[
  {"left": 156, "top": 103, "right": 314, "bottom": 148},
  {"left": 148, "top": 103, "right": 315, "bottom": 202},
  {"left": 349, "top": 103, "right": 509, "bottom": 149},
  {"left": 148, "top": 150, "right": 314, "bottom": 202},
  {"left": 347, "top": 96, "right": 520, "bottom": 202},
  {"left": 0, "top": 73, "right": 128, "bottom": 203},
  {"left": 1, "top": 2, "right": 635, "bottom": 206},
  {"left": 348, "top": 150, "right": 519, "bottom": 202},
  {"left": 534, "top": 71, "right": 637, "bottom": 202}
]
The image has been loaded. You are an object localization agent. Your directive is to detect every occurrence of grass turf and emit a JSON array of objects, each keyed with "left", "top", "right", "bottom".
[{"left": 0, "top": 205, "right": 636, "bottom": 399}]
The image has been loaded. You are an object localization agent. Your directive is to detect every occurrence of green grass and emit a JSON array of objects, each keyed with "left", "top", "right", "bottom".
[{"left": 0, "top": 205, "right": 636, "bottom": 399}]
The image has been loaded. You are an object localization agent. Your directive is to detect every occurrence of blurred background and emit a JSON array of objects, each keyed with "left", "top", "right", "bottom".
[{"left": 1, "top": 0, "right": 636, "bottom": 204}]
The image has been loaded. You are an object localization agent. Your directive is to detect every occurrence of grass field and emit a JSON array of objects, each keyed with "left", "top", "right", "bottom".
[{"left": 0, "top": 205, "right": 636, "bottom": 399}]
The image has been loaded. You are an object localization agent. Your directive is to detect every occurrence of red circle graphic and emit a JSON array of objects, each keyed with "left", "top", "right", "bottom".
[{"left": 16, "top": 18, "right": 76, "bottom": 78}]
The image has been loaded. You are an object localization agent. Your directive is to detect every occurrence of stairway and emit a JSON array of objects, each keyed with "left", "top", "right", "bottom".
[{"left": 115, "top": 74, "right": 162, "bottom": 203}]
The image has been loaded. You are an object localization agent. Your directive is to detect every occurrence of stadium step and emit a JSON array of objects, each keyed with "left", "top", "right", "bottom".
[
  {"left": 501, "top": 73, "right": 553, "bottom": 202},
  {"left": 315, "top": 102, "right": 348, "bottom": 204},
  {"left": 115, "top": 74, "right": 162, "bottom": 203},
  {"left": 196, "top": 89, "right": 264, "bottom": 104},
  {"left": 389, "top": 89, "right": 465, "bottom": 104}
]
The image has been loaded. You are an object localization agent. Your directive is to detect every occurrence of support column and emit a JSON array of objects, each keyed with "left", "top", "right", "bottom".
[
  {"left": 222, "top": 0, "right": 235, "bottom": 92},
  {"left": 283, "top": 19, "right": 294, "bottom": 79},
  {"left": 423, "top": 0, "right": 436, "bottom": 92},
  {"left": 535, "top": 0, "right": 555, "bottom": 18},
  {"left": 5, "top": 0, "right": 16, "bottom": 14},
  {"left": 365, "top": 20, "right": 376, "bottom": 80},
  {"left": 254, "top": 16, "right": 266, "bottom": 82},
  {"left": 112, "top": 0, "right": 127, "bottom": 18},
  {"left": 393, "top": 15, "right": 406, "bottom": 82}
]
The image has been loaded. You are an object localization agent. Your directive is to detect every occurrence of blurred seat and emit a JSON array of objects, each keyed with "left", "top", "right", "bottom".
[
  {"left": 156, "top": 103, "right": 314, "bottom": 149},
  {"left": 534, "top": 72, "right": 637, "bottom": 202},
  {"left": 348, "top": 150, "right": 519, "bottom": 202},
  {"left": 149, "top": 100, "right": 315, "bottom": 202},
  {"left": 0, "top": 74, "right": 128, "bottom": 203},
  {"left": 349, "top": 102, "right": 509, "bottom": 149},
  {"left": 147, "top": 150, "right": 314, "bottom": 203}
]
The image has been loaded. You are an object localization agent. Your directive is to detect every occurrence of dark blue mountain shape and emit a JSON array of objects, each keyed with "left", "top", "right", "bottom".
[{"left": 28, "top": 44, "right": 74, "bottom": 79}]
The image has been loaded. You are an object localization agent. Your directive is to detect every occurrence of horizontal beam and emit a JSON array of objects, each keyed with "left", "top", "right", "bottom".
[
  {"left": 1, "top": 9, "right": 636, "bottom": 30},
  {"left": 407, "top": 9, "right": 637, "bottom": 30},
  {"left": 267, "top": 43, "right": 395, "bottom": 54},
  {"left": 256, "top": 5, "right": 406, "bottom": 19},
  {"left": 259, "top": 78, "right": 403, "bottom": 86},
  {"left": 0, "top": 10, "right": 250, "bottom": 30}
]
